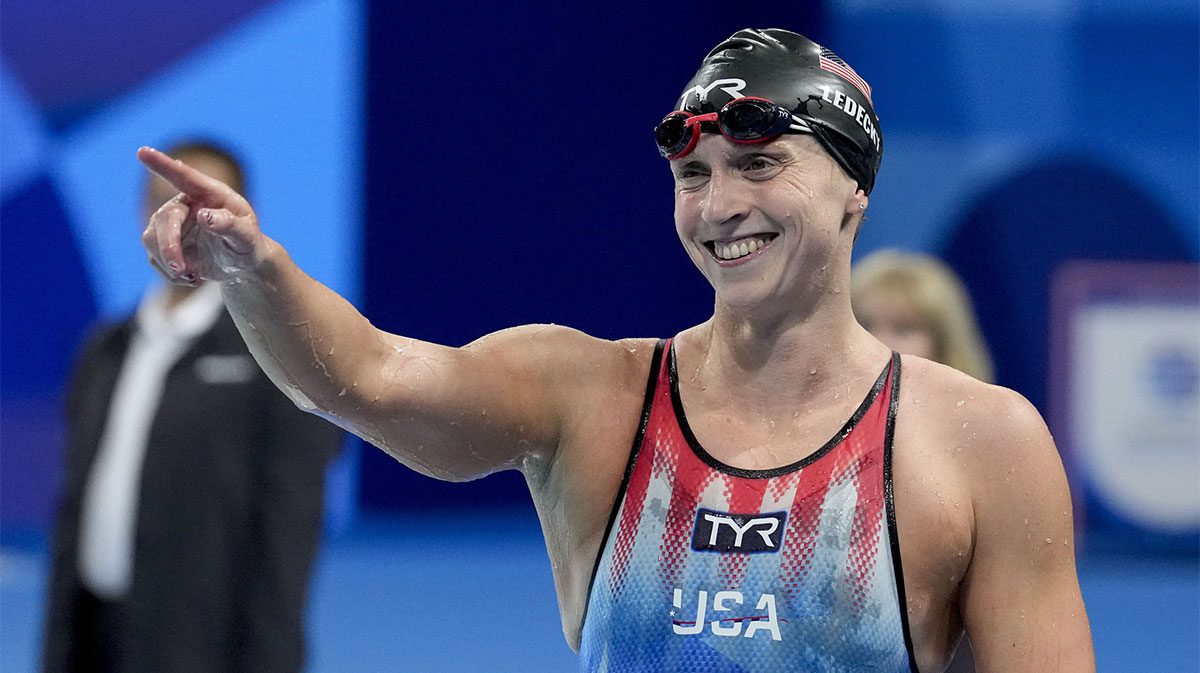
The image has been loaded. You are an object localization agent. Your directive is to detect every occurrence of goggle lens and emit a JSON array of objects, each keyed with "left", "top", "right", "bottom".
[
  {"left": 719, "top": 99, "right": 791, "bottom": 141},
  {"left": 654, "top": 113, "right": 693, "bottom": 158}
]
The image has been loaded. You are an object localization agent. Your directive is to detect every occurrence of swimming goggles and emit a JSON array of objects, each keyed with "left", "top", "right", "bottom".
[{"left": 654, "top": 97, "right": 809, "bottom": 160}]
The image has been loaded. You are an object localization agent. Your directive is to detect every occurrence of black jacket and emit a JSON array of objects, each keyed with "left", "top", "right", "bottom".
[{"left": 42, "top": 309, "right": 343, "bottom": 673}]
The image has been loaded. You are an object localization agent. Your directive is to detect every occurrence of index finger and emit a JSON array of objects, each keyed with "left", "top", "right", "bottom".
[{"left": 136, "top": 146, "right": 242, "bottom": 207}]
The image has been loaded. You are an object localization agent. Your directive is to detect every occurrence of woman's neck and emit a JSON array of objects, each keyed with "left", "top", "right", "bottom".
[{"left": 682, "top": 294, "right": 888, "bottom": 407}]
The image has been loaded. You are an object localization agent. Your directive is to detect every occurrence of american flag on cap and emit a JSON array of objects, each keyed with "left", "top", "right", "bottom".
[{"left": 819, "top": 46, "right": 873, "bottom": 104}]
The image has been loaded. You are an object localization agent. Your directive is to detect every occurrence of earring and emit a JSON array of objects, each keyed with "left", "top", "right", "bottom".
[{"left": 859, "top": 203, "right": 866, "bottom": 210}]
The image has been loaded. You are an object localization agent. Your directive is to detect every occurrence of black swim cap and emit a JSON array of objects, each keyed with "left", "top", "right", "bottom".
[{"left": 674, "top": 28, "right": 883, "bottom": 194}]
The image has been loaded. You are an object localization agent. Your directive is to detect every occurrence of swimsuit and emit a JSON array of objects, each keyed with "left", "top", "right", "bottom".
[{"left": 579, "top": 339, "right": 917, "bottom": 672}]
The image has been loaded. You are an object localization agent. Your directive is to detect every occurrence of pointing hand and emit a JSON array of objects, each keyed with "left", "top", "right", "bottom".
[{"left": 138, "top": 146, "right": 266, "bottom": 284}]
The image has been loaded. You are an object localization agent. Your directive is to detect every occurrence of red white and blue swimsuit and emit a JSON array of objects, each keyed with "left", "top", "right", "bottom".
[{"left": 579, "top": 339, "right": 917, "bottom": 672}]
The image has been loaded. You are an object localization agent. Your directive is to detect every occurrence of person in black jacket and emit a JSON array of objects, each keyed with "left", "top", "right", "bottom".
[{"left": 42, "top": 141, "right": 343, "bottom": 673}]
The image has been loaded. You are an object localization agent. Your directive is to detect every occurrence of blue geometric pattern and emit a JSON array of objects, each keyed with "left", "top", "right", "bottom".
[
  {"left": 0, "top": 61, "right": 50, "bottom": 200},
  {"left": 0, "top": 0, "right": 363, "bottom": 531},
  {"left": 829, "top": 1, "right": 1199, "bottom": 257}
]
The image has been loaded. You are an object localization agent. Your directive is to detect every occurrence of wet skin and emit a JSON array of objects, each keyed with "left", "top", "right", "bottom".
[{"left": 138, "top": 138, "right": 1094, "bottom": 673}]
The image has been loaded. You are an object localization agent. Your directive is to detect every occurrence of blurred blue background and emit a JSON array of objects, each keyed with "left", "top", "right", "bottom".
[{"left": 2, "top": 1, "right": 1196, "bottom": 671}]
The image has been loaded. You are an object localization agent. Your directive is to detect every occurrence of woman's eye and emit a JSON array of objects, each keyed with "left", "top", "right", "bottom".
[
  {"left": 676, "top": 170, "right": 708, "bottom": 187},
  {"left": 744, "top": 156, "right": 779, "bottom": 174}
]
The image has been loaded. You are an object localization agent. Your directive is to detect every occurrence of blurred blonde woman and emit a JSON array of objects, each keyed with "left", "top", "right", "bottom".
[
  {"left": 852, "top": 248, "right": 993, "bottom": 673},
  {"left": 852, "top": 249, "right": 994, "bottom": 383}
]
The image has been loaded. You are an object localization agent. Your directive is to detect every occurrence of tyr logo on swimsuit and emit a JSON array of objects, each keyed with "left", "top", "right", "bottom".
[{"left": 691, "top": 509, "right": 786, "bottom": 553}]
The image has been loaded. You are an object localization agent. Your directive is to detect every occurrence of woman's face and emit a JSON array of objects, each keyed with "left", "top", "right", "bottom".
[
  {"left": 671, "top": 134, "right": 862, "bottom": 314},
  {"left": 855, "top": 291, "right": 939, "bottom": 361}
]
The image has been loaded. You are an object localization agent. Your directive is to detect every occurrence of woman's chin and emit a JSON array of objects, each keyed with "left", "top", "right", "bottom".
[{"left": 712, "top": 283, "right": 776, "bottom": 314}]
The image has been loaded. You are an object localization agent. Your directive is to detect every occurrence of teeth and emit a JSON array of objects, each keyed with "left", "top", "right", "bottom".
[{"left": 714, "top": 236, "right": 769, "bottom": 261}]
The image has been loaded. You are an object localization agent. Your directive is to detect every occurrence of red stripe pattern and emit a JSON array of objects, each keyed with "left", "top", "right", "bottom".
[{"left": 579, "top": 345, "right": 911, "bottom": 672}]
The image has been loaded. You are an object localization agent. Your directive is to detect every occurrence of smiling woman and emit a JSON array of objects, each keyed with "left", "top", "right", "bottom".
[
  {"left": 134, "top": 26, "right": 1094, "bottom": 673},
  {"left": 670, "top": 134, "right": 866, "bottom": 325}
]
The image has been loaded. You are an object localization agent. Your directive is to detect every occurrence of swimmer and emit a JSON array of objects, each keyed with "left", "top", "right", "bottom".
[{"left": 139, "top": 29, "right": 1094, "bottom": 672}]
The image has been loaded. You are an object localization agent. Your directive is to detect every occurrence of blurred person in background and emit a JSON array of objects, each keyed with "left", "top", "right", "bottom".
[
  {"left": 852, "top": 248, "right": 996, "bottom": 673},
  {"left": 41, "top": 141, "right": 343, "bottom": 673},
  {"left": 852, "top": 249, "right": 994, "bottom": 383}
]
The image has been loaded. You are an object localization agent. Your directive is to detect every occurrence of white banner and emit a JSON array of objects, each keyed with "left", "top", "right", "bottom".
[{"left": 1071, "top": 302, "right": 1200, "bottom": 532}]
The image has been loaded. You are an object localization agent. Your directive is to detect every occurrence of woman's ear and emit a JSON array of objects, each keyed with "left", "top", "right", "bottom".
[{"left": 845, "top": 188, "right": 868, "bottom": 216}]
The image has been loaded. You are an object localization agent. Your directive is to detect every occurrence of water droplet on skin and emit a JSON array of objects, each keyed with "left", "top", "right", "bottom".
[
  {"left": 1044, "top": 538, "right": 1053, "bottom": 544},
  {"left": 809, "top": 368, "right": 817, "bottom": 375},
  {"left": 956, "top": 399, "right": 964, "bottom": 407},
  {"left": 961, "top": 421, "right": 969, "bottom": 429}
]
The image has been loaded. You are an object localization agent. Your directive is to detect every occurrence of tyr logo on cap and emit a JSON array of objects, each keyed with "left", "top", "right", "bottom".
[
  {"left": 677, "top": 78, "right": 746, "bottom": 110},
  {"left": 692, "top": 508, "right": 786, "bottom": 553}
]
